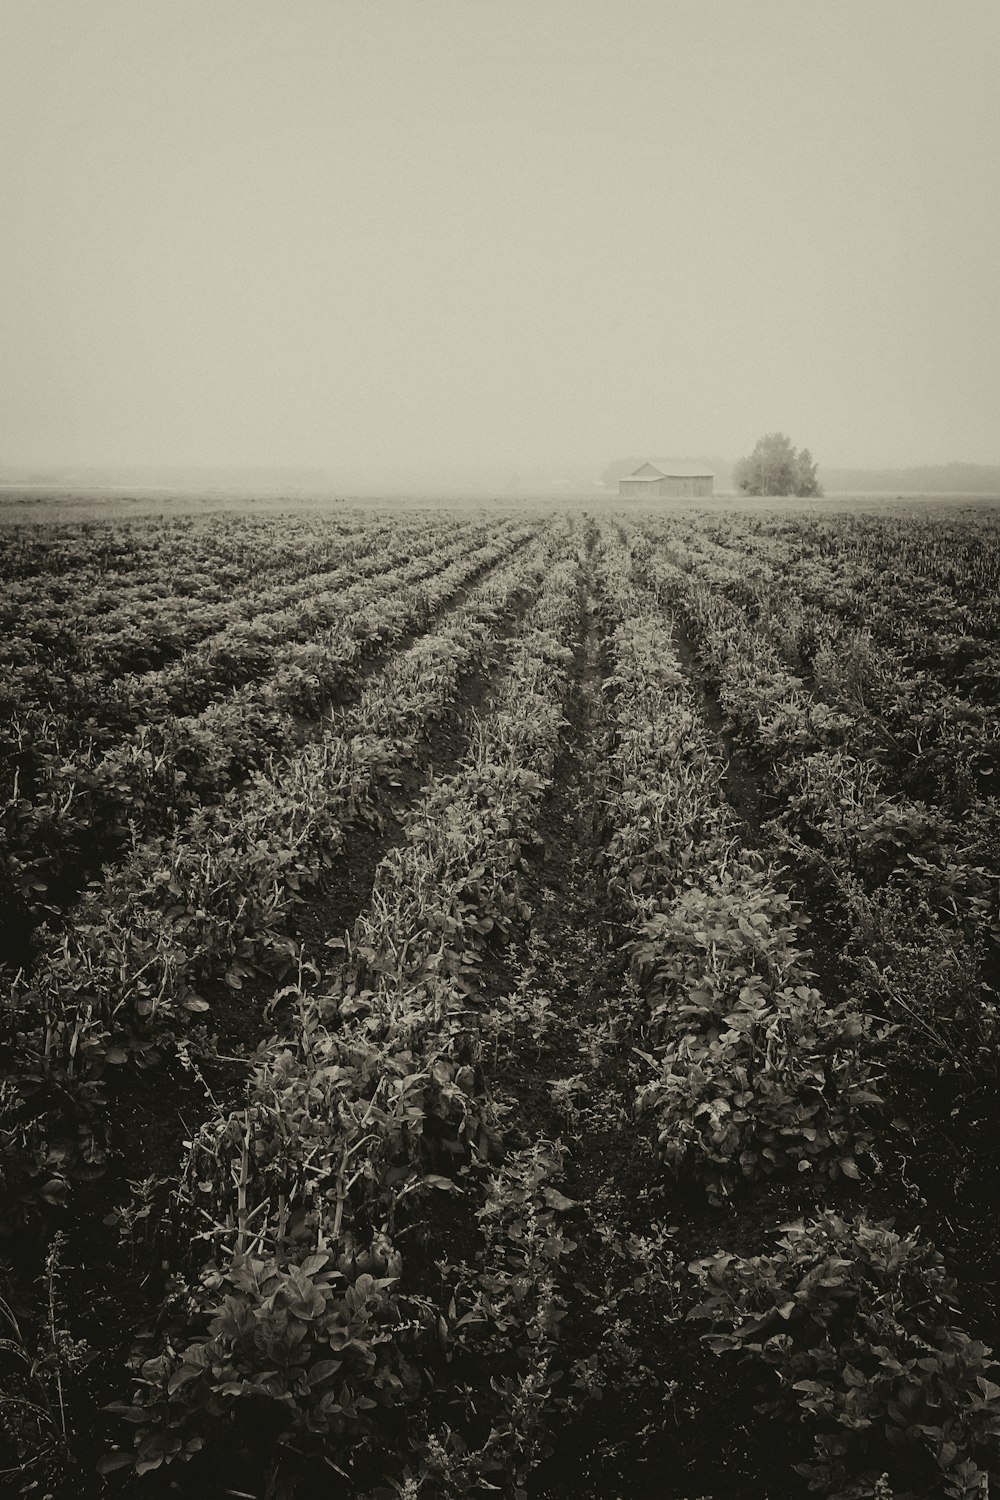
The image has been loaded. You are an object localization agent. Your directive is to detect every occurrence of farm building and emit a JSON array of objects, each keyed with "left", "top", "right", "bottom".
[{"left": 619, "top": 461, "right": 714, "bottom": 498}]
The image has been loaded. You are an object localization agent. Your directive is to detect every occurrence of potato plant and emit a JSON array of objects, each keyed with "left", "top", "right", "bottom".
[{"left": 1, "top": 505, "right": 998, "bottom": 1499}]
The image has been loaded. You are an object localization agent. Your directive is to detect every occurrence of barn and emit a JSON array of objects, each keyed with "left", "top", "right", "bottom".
[{"left": 619, "top": 460, "right": 714, "bottom": 498}]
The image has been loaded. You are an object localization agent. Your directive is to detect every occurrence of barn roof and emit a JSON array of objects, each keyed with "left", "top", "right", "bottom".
[{"left": 631, "top": 459, "right": 715, "bottom": 478}]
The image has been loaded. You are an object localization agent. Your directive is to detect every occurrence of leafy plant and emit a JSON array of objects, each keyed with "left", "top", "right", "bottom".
[
  {"left": 102, "top": 1242, "right": 423, "bottom": 1479},
  {"left": 632, "top": 871, "right": 884, "bottom": 1197},
  {"left": 690, "top": 1212, "right": 1000, "bottom": 1498}
]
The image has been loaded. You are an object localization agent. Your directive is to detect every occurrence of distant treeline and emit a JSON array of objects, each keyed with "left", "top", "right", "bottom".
[
  {"left": 0, "top": 465, "right": 331, "bottom": 490},
  {"left": 818, "top": 463, "right": 1000, "bottom": 494}
]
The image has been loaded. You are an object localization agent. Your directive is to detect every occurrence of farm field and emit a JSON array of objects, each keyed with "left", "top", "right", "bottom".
[{"left": 2, "top": 503, "right": 1000, "bottom": 1500}]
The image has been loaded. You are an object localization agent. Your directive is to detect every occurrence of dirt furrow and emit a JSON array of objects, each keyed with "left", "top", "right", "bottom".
[
  {"left": 470, "top": 542, "right": 691, "bottom": 1496},
  {"left": 18, "top": 582, "right": 550, "bottom": 1498},
  {"left": 289, "top": 582, "right": 541, "bottom": 971},
  {"left": 521, "top": 545, "right": 841, "bottom": 1498}
]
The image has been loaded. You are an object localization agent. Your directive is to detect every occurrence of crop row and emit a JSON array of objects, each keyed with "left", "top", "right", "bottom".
[
  {"left": 683, "top": 512, "right": 1000, "bottom": 698},
  {"left": 696, "top": 507, "right": 1000, "bottom": 622},
  {"left": 0, "top": 507, "right": 385, "bottom": 585},
  {"left": 1, "top": 516, "right": 514, "bottom": 731},
  {"left": 95, "top": 541, "right": 586, "bottom": 1490},
  {"left": 2, "top": 523, "right": 540, "bottom": 950},
  {"left": 1, "top": 526, "right": 561, "bottom": 1227},
  {"left": 0, "top": 511, "right": 409, "bottom": 680},
  {"left": 654, "top": 514, "right": 997, "bottom": 732},
  {"left": 644, "top": 519, "right": 995, "bottom": 822},
  {"left": 640, "top": 532, "right": 1000, "bottom": 1371},
  {"left": 600, "top": 544, "right": 883, "bottom": 1199},
  {"left": 594, "top": 539, "right": 1000, "bottom": 1498},
  {"left": 4, "top": 508, "right": 998, "bottom": 1498},
  {"left": 632, "top": 533, "right": 999, "bottom": 1078}
]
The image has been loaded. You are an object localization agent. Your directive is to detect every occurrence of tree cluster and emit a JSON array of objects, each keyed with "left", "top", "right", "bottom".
[{"left": 733, "top": 433, "right": 822, "bottom": 497}]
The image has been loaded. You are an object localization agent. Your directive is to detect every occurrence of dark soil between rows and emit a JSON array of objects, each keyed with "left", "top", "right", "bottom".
[
  {"left": 0, "top": 574, "right": 544, "bottom": 1500},
  {"left": 3, "top": 534, "right": 538, "bottom": 979},
  {"left": 472, "top": 552, "right": 819, "bottom": 1498},
  {"left": 658, "top": 556, "right": 1000, "bottom": 1412}
]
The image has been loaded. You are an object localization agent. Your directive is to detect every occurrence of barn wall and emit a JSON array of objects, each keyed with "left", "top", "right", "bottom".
[
  {"left": 619, "top": 474, "right": 714, "bottom": 496},
  {"left": 662, "top": 476, "right": 714, "bottom": 495}
]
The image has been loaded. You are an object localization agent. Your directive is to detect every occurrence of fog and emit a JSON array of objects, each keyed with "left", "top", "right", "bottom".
[{"left": 2, "top": 0, "right": 998, "bottom": 488}]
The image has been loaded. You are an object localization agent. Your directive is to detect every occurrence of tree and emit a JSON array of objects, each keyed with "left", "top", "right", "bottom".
[
  {"left": 793, "top": 446, "right": 821, "bottom": 497},
  {"left": 733, "top": 433, "right": 822, "bottom": 497}
]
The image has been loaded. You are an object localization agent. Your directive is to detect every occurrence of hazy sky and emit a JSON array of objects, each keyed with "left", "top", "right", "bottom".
[{"left": 2, "top": 0, "right": 998, "bottom": 478}]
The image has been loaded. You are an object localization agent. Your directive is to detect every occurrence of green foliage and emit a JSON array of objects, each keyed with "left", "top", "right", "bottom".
[
  {"left": 5, "top": 507, "right": 1000, "bottom": 1497},
  {"left": 600, "top": 573, "right": 882, "bottom": 1201},
  {"left": 690, "top": 1212, "right": 1000, "bottom": 1499},
  {"left": 94, "top": 544, "right": 583, "bottom": 1491},
  {"left": 102, "top": 1245, "right": 421, "bottom": 1477},
  {"left": 421, "top": 1141, "right": 577, "bottom": 1495},
  {"left": 734, "top": 432, "right": 822, "bottom": 497},
  {"left": 632, "top": 870, "right": 883, "bottom": 1199},
  {"left": 846, "top": 883, "right": 998, "bottom": 1081}
]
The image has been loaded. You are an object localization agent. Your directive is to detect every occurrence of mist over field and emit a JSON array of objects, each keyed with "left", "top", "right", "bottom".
[{"left": 1, "top": 0, "right": 999, "bottom": 489}]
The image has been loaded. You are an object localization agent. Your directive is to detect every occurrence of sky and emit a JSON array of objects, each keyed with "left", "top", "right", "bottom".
[{"left": 1, "top": 0, "right": 998, "bottom": 482}]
